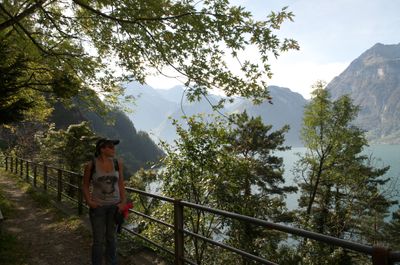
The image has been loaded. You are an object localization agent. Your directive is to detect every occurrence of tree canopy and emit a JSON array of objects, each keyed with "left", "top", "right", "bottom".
[{"left": 0, "top": 0, "right": 298, "bottom": 123}]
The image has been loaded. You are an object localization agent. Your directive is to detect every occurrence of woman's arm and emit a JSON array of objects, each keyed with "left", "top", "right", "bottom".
[
  {"left": 117, "top": 159, "right": 127, "bottom": 211},
  {"left": 83, "top": 162, "right": 99, "bottom": 208}
]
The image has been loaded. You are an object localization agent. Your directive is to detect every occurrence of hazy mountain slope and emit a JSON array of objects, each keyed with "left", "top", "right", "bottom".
[
  {"left": 139, "top": 85, "right": 307, "bottom": 147},
  {"left": 124, "top": 80, "right": 307, "bottom": 146},
  {"left": 155, "top": 94, "right": 226, "bottom": 144},
  {"left": 124, "top": 82, "right": 177, "bottom": 132},
  {"left": 156, "top": 85, "right": 187, "bottom": 104},
  {"left": 227, "top": 86, "right": 307, "bottom": 147}
]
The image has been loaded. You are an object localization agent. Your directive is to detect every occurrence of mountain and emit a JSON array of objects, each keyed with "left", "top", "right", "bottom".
[
  {"left": 226, "top": 86, "right": 307, "bottom": 147},
  {"left": 327, "top": 43, "right": 400, "bottom": 144},
  {"left": 125, "top": 81, "right": 307, "bottom": 147},
  {"left": 154, "top": 94, "right": 226, "bottom": 144},
  {"left": 156, "top": 85, "right": 187, "bottom": 104},
  {"left": 124, "top": 82, "right": 227, "bottom": 143},
  {"left": 123, "top": 82, "right": 178, "bottom": 132}
]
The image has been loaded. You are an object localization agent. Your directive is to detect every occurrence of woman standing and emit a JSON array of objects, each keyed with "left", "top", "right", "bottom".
[{"left": 83, "top": 138, "right": 127, "bottom": 265}]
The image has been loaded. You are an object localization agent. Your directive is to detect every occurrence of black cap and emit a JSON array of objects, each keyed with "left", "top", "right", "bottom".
[{"left": 95, "top": 138, "right": 120, "bottom": 156}]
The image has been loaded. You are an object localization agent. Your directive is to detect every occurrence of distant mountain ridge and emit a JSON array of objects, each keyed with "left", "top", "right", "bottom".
[
  {"left": 226, "top": 86, "right": 307, "bottom": 146},
  {"left": 125, "top": 83, "right": 307, "bottom": 146},
  {"left": 125, "top": 43, "right": 400, "bottom": 146},
  {"left": 327, "top": 43, "right": 400, "bottom": 144}
]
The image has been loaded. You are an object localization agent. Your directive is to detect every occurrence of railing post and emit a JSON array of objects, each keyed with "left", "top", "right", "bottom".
[
  {"left": 20, "top": 158, "right": 23, "bottom": 177},
  {"left": 14, "top": 157, "right": 18, "bottom": 174},
  {"left": 33, "top": 164, "right": 37, "bottom": 187},
  {"left": 25, "top": 161, "right": 29, "bottom": 182},
  {"left": 43, "top": 165, "right": 48, "bottom": 191},
  {"left": 10, "top": 157, "right": 13, "bottom": 172},
  {"left": 174, "top": 199, "right": 184, "bottom": 265},
  {"left": 57, "top": 169, "right": 62, "bottom": 201},
  {"left": 372, "top": 246, "right": 392, "bottom": 265},
  {"left": 5, "top": 157, "right": 8, "bottom": 171},
  {"left": 78, "top": 174, "right": 83, "bottom": 215}
]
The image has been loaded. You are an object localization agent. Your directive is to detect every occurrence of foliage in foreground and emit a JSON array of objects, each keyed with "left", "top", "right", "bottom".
[
  {"left": 131, "top": 112, "right": 297, "bottom": 264},
  {"left": 0, "top": 0, "right": 299, "bottom": 124}
]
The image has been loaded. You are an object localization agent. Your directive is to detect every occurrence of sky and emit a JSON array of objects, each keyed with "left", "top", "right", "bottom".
[{"left": 146, "top": 0, "right": 400, "bottom": 99}]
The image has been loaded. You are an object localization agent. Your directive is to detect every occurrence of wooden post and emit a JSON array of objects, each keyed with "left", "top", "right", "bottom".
[
  {"left": 20, "top": 158, "right": 23, "bottom": 177},
  {"left": 43, "top": 165, "right": 48, "bottom": 191},
  {"left": 33, "top": 164, "right": 37, "bottom": 187},
  {"left": 174, "top": 199, "right": 184, "bottom": 265},
  {"left": 25, "top": 161, "right": 29, "bottom": 182},
  {"left": 5, "top": 157, "right": 8, "bottom": 171},
  {"left": 57, "top": 169, "right": 62, "bottom": 201},
  {"left": 78, "top": 174, "right": 83, "bottom": 215},
  {"left": 372, "top": 246, "right": 392, "bottom": 265}
]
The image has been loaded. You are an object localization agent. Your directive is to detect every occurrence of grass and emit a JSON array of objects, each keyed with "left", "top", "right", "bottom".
[{"left": 0, "top": 232, "right": 29, "bottom": 265}]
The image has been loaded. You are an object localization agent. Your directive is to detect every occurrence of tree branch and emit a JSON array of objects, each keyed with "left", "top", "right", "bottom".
[
  {"left": 0, "top": 0, "right": 47, "bottom": 32},
  {"left": 39, "top": 5, "right": 80, "bottom": 40},
  {"left": 72, "top": 0, "right": 210, "bottom": 24}
]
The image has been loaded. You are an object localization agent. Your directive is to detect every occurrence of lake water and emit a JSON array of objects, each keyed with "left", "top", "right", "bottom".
[{"left": 278, "top": 144, "right": 400, "bottom": 213}]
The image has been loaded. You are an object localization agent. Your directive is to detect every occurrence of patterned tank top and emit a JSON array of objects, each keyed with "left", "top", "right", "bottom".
[{"left": 91, "top": 158, "right": 120, "bottom": 205}]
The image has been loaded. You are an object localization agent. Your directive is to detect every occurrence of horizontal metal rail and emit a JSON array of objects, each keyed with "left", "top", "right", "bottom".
[
  {"left": 126, "top": 187, "right": 175, "bottom": 203},
  {"left": 122, "top": 226, "right": 175, "bottom": 257},
  {"left": 180, "top": 200, "right": 373, "bottom": 255},
  {"left": 2, "top": 156, "right": 84, "bottom": 215},
  {"left": 130, "top": 209, "right": 174, "bottom": 229},
  {"left": 183, "top": 229, "right": 277, "bottom": 265}
]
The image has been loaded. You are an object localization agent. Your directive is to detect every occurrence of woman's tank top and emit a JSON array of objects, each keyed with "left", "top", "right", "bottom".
[{"left": 91, "top": 158, "right": 120, "bottom": 205}]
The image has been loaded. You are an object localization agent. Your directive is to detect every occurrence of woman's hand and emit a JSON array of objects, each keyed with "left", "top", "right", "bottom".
[
  {"left": 117, "top": 202, "right": 126, "bottom": 212},
  {"left": 88, "top": 200, "right": 100, "bottom": 209}
]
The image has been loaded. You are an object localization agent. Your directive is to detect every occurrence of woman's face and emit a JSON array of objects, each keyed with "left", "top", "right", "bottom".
[{"left": 100, "top": 143, "right": 116, "bottom": 157}]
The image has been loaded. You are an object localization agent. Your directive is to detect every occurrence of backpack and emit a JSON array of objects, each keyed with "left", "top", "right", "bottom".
[{"left": 90, "top": 157, "right": 119, "bottom": 180}]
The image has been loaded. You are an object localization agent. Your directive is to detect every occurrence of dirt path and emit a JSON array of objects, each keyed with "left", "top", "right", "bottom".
[
  {"left": 0, "top": 171, "right": 92, "bottom": 264},
  {"left": 0, "top": 171, "right": 168, "bottom": 265}
]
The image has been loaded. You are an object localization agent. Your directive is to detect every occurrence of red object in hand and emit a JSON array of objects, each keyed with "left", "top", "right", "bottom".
[{"left": 122, "top": 202, "right": 133, "bottom": 219}]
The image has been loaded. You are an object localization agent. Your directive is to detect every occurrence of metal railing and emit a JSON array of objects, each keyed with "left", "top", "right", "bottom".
[
  {"left": 3, "top": 156, "right": 84, "bottom": 215},
  {"left": 1, "top": 156, "right": 399, "bottom": 265}
]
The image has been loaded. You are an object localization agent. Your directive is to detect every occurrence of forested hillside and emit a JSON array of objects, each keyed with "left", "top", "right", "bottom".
[
  {"left": 52, "top": 100, "right": 164, "bottom": 177},
  {"left": 1, "top": 98, "right": 163, "bottom": 178}
]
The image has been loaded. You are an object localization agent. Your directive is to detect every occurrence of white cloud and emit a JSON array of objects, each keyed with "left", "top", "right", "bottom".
[
  {"left": 269, "top": 61, "right": 349, "bottom": 99},
  {"left": 146, "top": 75, "right": 184, "bottom": 90},
  {"left": 146, "top": 59, "right": 349, "bottom": 100},
  {"left": 145, "top": 65, "right": 187, "bottom": 89}
]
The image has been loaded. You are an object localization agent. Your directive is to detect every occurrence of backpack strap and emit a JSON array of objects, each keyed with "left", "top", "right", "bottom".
[
  {"left": 113, "top": 158, "right": 119, "bottom": 172},
  {"left": 90, "top": 157, "right": 96, "bottom": 181}
]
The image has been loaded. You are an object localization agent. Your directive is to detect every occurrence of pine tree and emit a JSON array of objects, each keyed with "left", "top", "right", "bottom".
[{"left": 294, "top": 82, "right": 394, "bottom": 264}]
